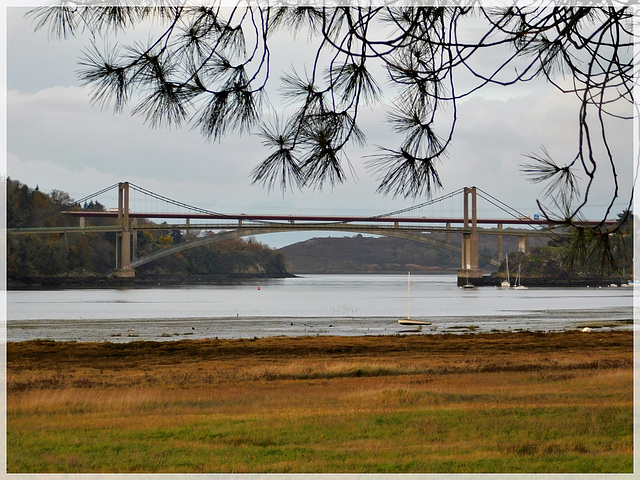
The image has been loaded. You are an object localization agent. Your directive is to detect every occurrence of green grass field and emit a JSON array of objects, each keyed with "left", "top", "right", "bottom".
[{"left": 7, "top": 331, "right": 633, "bottom": 473}]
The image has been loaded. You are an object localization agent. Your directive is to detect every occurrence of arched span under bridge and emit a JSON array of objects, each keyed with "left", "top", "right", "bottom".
[
  {"left": 128, "top": 223, "right": 503, "bottom": 270},
  {"left": 12, "top": 182, "right": 608, "bottom": 285},
  {"left": 105, "top": 183, "right": 566, "bottom": 285},
  {"left": 67, "top": 183, "right": 579, "bottom": 285}
]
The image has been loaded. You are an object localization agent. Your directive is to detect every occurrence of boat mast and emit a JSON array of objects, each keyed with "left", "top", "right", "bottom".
[
  {"left": 407, "top": 271, "right": 411, "bottom": 320},
  {"left": 506, "top": 255, "right": 510, "bottom": 283}
]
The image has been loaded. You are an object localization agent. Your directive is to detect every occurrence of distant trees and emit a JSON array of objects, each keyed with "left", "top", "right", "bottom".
[
  {"left": 6, "top": 179, "right": 289, "bottom": 279},
  {"left": 82, "top": 200, "right": 106, "bottom": 211},
  {"left": 49, "top": 189, "right": 74, "bottom": 207},
  {"left": 7, "top": 179, "right": 58, "bottom": 228},
  {"left": 280, "top": 235, "right": 463, "bottom": 273},
  {"left": 512, "top": 209, "right": 635, "bottom": 279},
  {"left": 560, "top": 209, "right": 634, "bottom": 277},
  {"left": 7, "top": 178, "right": 117, "bottom": 277},
  {"left": 137, "top": 237, "right": 288, "bottom": 276}
]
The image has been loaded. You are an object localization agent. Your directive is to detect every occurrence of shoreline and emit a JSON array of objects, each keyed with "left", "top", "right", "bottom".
[
  {"left": 8, "top": 271, "right": 631, "bottom": 290},
  {"left": 7, "top": 272, "right": 296, "bottom": 290},
  {"left": 7, "top": 313, "right": 633, "bottom": 344}
]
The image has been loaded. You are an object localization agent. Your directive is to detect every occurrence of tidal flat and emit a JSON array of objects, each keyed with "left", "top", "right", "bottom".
[{"left": 6, "top": 330, "right": 633, "bottom": 473}]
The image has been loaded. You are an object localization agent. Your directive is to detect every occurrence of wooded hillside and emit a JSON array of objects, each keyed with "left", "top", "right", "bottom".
[
  {"left": 279, "top": 232, "right": 549, "bottom": 274},
  {"left": 7, "top": 179, "right": 632, "bottom": 282},
  {"left": 280, "top": 235, "right": 458, "bottom": 273},
  {"left": 6, "top": 179, "right": 288, "bottom": 282},
  {"left": 279, "top": 221, "right": 632, "bottom": 280}
]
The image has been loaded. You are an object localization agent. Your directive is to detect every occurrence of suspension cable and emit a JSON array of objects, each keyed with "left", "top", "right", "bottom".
[
  {"left": 476, "top": 187, "right": 564, "bottom": 242},
  {"left": 129, "top": 183, "right": 233, "bottom": 218},
  {"left": 128, "top": 183, "right": 282, "bottom": 226},
  {"left": 310, "top": 188, "right": 467, "bottom": 227},
  {"left": 29, "top": 183, "right": 121, "bottom": 225},
  {"left": 373, "top": 188, "right": 466, "bottom": 219}
]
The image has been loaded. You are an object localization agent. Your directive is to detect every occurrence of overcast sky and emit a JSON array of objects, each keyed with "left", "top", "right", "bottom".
[{"left": 4, "top": 6, "right": 634, "bottom": 247}]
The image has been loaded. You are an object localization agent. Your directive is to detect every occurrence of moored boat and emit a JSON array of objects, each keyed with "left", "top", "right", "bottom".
[
  {"left": 398, "top": 272, "right": 433, "bottom": 325},
  {"left": 513, "top": 263, "right": 528, "bottom": 290},
  {"left": 398, "top": 318, "right": 432, "bottom": 326},
  {"left": 501, "top": 254, "right": 511, "bottom": 288}
]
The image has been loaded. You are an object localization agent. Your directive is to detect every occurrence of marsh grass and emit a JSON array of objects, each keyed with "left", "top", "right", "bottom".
[{"left": 7, "top": 331, "right": 633, "bottom": 473}]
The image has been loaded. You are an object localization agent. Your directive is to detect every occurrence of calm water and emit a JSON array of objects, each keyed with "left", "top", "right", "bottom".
[{"left": 6, "top": 274, "right": 634, "bottom": 342}]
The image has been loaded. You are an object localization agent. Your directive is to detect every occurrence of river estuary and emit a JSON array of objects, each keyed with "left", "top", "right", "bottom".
[{"left": 6, "top": 274, "right": 634, "bottom": 342}]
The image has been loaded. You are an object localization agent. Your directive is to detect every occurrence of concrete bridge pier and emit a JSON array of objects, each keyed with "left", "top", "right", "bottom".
[
  {"left": 132, "top": 218, "right": 138, "bottom": 261},
  {"left": 457, "top": 266, "right": 483, "bottom": 286},
  {"left": 457, "top": 186, "right": 483, "bottom": 286},
  {"left": 518, "top": 235, "right": 529, "bottom": 253},
  {"left": 114, "top": 182, "right": 135, "bottom": 278}
]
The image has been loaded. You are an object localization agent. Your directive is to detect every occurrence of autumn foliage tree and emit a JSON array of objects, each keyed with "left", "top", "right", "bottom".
[{"left": 7, "top": 179, "right": 289, "bottom": 279}]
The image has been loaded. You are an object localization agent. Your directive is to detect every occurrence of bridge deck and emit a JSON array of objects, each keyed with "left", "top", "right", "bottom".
[
  {"left": 61, "top": 210, "right": 573, "bottom": 226},
  {"left": 8, "top": 210, "right": 605, "bottom": 237},
  {"left": 8, "top": 222, "right": 555, "bottom": 237}
]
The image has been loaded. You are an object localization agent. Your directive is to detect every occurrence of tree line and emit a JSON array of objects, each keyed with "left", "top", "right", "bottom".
[{"left": 6, "top": 178, "right": 287, "bottom": 280}]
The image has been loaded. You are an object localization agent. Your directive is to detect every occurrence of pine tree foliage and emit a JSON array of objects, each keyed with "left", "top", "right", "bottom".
[{"left": 27, "top": 4, "right": 636, "bottom": 263}]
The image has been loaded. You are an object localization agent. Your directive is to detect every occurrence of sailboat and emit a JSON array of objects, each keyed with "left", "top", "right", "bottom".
[
  {"left": 398, "top": 272, "right": 432, "bottom": 325},
  {"left": 501, "top": 255, "right": 511, "bottom": 288},
  {"left": 513, "top": 263, "right": 528, "bottom": 290}
]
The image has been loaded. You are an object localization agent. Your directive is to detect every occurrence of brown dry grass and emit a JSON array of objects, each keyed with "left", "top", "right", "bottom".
[
  {"left": 9, "top": 330, "right": 631, "bottom": 385},
  {"left": 7, "top": 331, "right": 634, "bottom": 473}
]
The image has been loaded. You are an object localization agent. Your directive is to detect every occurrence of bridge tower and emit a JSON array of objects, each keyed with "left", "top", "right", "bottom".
[
  {"left": 114, "top": 182, "right": 134, "bottom": 278},
  {"left": 458, "top": 186, "right": 483, "bottom": 286}
]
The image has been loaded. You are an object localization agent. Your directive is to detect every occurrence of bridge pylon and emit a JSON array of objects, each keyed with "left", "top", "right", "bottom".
[
  {"left": 114, "top": 182, "right": 134, "bottom": 278},
  {"left": 458, "top": 186, "right": 483, "bottom": 286}
]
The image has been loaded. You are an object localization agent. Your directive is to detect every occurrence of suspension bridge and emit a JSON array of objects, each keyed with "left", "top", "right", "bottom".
[{"left": 8, "top": 182, "right": 602, "bottom": 286}]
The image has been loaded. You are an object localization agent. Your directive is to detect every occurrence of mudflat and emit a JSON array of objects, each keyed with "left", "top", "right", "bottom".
[{"left": 7, "top": 330, "right": 633, "bottom": 473}]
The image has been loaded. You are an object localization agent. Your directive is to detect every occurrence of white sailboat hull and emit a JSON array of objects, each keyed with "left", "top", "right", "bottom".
[{"left": 398, "top": 319, "right": 432, "bottom": 325}]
